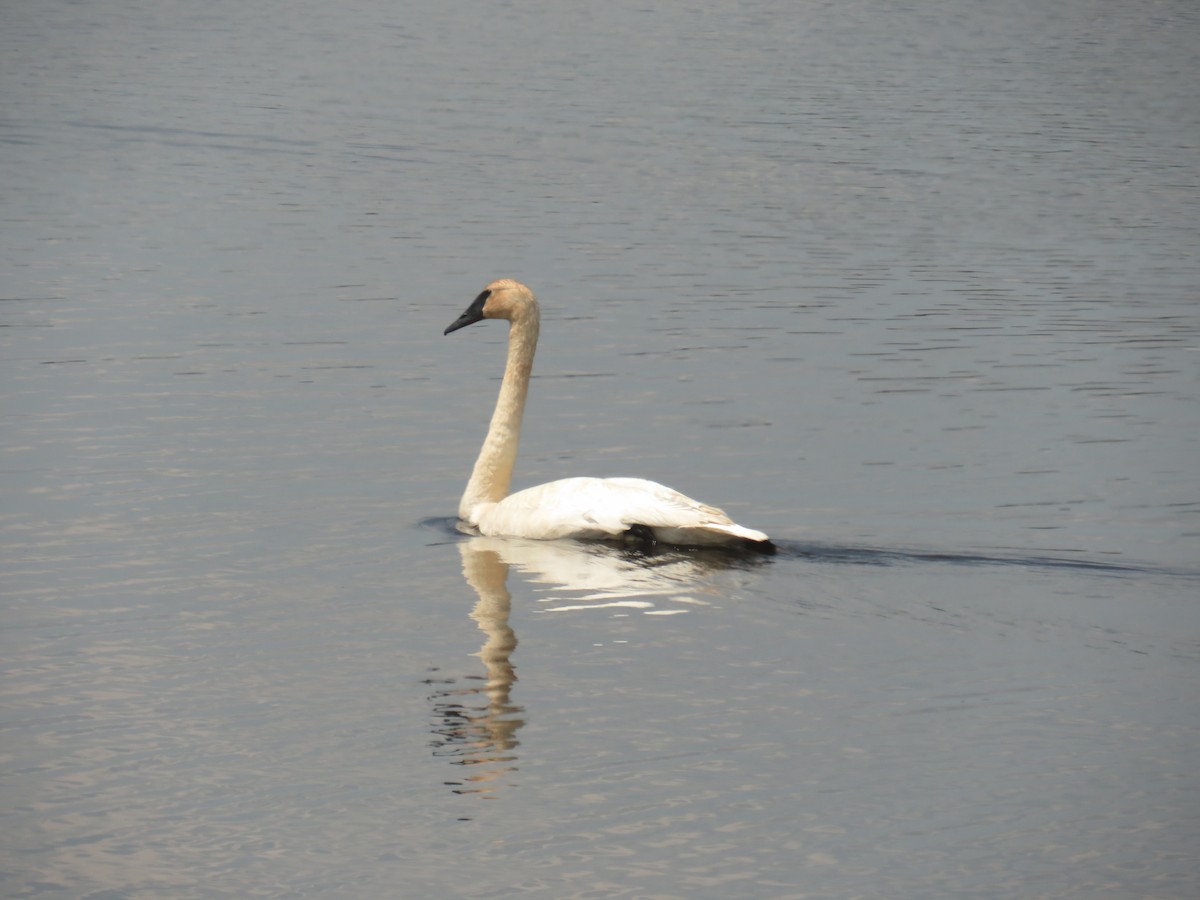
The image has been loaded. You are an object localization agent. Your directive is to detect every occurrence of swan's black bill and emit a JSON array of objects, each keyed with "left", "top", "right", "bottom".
[{"left": 444, "top": 289, "right": 490, "bottom": 335}]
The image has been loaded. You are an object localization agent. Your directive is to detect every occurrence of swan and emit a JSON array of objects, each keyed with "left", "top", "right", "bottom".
[{"left": 444, "top": 279, "right": 772, "bottom": 549}]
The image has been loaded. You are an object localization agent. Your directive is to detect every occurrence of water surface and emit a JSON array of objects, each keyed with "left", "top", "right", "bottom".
[{"left": 3, "top": 0, "right": 1198, "bottom": 897}]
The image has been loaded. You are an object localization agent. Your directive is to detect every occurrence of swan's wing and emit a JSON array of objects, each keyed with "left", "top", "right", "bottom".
[
  {"left": 482, "top": 477, "right": 768, "bottom": 545},
  {"left": 598, "top": 478, "right": 769, "bottom": 543},
  {"left": 597, "top": 477, "right": 729, "bottom": 522}
]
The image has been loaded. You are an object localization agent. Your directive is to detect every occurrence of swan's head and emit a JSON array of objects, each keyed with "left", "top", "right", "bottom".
[{"left": 444, "top": 279, "right": 538, "bottom": 335}]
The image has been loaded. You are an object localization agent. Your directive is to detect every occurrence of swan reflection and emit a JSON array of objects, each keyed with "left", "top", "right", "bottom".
[
  {"left": 427, "top": 541, "right": 523, "bottom": 798},
  {"left": 429, "top": 536, "right": 769, "bottom": 801},
  {"left": 468, "top": 535, "right": 765, "bottom": 614}
]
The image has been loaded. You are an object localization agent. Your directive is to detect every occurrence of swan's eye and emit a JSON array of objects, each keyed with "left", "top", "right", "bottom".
[{"left": 475, "top": 289, "right": 492, "bottom": 304}]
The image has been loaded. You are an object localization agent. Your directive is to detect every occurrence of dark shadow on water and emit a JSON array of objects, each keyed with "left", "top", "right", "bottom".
[{"left": 772, "top": 540, "right": 1198, "bottom": 579}]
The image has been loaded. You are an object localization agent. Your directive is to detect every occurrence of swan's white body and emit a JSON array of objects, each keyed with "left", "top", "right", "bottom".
[{"left": 444, "top": 279, "right": 770, "bottom": 548}]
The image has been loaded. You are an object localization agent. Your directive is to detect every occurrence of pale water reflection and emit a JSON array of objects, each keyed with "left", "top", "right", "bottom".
[{"left": 462, "top": 534, "right": 769, "bottom": 612}]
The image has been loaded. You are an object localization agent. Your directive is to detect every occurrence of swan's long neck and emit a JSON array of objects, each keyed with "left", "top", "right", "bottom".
[{"left": 460, "top": 307, "right": 539, "bottom": 521}]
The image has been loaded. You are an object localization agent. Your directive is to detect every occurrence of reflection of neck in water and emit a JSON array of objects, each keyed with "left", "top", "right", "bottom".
[
  {"left": 428, "top": 543, "right": 523, "bottom": 798},
  {"left": 464, "top": 543, "right": 520, "bottom": 723}
]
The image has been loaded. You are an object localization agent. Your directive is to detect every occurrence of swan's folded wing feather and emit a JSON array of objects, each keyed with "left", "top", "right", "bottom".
[{"left": 598, "top": 477, "right": 729, "bottom": 523}]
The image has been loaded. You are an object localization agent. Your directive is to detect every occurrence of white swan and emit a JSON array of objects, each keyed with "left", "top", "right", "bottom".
[{"left": 444, "top": 279, "right": 772, "bottom": 549}]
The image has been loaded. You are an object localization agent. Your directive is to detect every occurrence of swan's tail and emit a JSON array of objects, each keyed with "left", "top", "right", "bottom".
[
  {"left": 647, "top": 522, "right": 773, "bottom": 550},
  {"left": 705, "top": 522, "right": 770, "bottom": 543}
]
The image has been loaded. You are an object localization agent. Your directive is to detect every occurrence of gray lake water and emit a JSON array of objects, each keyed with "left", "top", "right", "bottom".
[{"left": 3, "top": 0, "right": 1198, "bottom": 897}]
